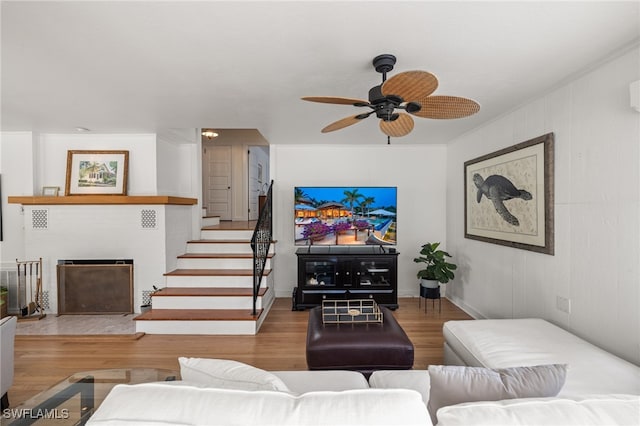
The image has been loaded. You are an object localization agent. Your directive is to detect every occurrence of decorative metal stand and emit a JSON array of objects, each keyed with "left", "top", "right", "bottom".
[{"left": 16, "top": 257, "right": 46, "bottom": 321}]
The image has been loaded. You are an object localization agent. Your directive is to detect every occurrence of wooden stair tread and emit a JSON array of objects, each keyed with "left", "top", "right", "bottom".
[
  {"left": 201, "top": 226, "right": 254, "bottom": 231},
  {"left": 177, "top": 253, "right": 274, "bottom": 259},
  {"left": 135, "top": 308, "right": 263, "bottom": 321},
  {"left": 154, "top": 287, "right": 267, "bottom": 297},
  {"left": 164, "top": 268, "right": 272, "bottom": 276}
]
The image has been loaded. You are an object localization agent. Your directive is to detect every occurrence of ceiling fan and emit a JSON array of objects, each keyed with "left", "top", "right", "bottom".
[{"left": 302, "top": 54, "right": 480, "bottom": 142}]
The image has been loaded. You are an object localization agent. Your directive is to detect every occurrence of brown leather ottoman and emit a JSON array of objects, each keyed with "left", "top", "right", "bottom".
[{"left": 306, "top": 306, "right": 414, "bottom": 376}]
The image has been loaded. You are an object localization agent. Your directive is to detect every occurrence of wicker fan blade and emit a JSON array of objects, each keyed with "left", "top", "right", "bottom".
[
  {"left": 302, "top": 96, "right": 370, "bottom": 106},
  {"left": 321, "top": 114, "right": 368, "bottom": 133},
  {"left": 379, "top": 113, "right": 414, "bottom": 137},
  {"left": 381, "top": 71, "right": 438, "bottom": 101},
  {"left": 412, "top": 96, "right": 480, "bottom": 119}
]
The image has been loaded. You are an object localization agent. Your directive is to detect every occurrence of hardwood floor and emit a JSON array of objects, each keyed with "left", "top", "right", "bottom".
[{"left": 10, "top": 297, "right": 472, "bottom": 407}]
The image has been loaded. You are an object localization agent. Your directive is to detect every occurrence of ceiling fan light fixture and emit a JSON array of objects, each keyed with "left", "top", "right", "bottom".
[{"left": 202, "top": 129, "right": 219, "bottom": 140}]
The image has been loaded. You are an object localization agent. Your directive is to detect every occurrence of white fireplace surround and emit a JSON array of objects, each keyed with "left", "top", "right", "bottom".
[{"left": 19, "top": 203, "right": 194, "bottom": 314}]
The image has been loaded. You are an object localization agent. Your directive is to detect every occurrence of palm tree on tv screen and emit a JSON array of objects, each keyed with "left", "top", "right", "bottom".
[
  {"left": 341, "top": 189, "right": 364, "bottom": 222},
  {"left": 359, "top": 196, "right": 375, "bottom": 217}
]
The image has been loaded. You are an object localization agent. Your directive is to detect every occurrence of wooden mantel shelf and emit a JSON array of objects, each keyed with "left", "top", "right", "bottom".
[{"left": 8, "top": 195, "right": 198, "bottom": 206}]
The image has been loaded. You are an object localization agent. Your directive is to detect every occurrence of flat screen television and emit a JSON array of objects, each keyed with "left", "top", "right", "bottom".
[{"left": 294, "top": 186, "right": 397, "bottom": 246}]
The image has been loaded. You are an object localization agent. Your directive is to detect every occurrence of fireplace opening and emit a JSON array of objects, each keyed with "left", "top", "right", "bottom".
[{"left": 57, "top": 259, "right": 134, "bottom": 314}]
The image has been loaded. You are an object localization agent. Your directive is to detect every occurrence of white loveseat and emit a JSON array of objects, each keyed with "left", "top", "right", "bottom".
[
  {"left": 87, "top": 319, "right": 640, "bottom": 426},
  {"left": 0, "top": 315, "right": 17, "bottom": 410}
]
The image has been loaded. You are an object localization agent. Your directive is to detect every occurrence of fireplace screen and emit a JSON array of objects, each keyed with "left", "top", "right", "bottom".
[{"left": 57, "top": 259, "right": 133, "bottom": 314}]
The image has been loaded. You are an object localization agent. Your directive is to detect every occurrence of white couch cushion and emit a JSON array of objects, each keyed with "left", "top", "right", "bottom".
[
  {"left": 427, "top": 364, "right": 567, "bottom": 424},
  {"left": 87, "top": 383, "right": 432, "bottom": 426},
  {"left": 178, "top": 357, "right": 290, "bottom": 392},
  {"left": 368, "top": 370, "right": 431, "bottom": 405},
  {"left": 272, "top": 370, "right": 369, "bottom": 394},
  {"left": 443, "top": 319, "right": 640, "bottom": 396},
  {"left": 436, "top": 394, "right": 640, "bottom": 426}
]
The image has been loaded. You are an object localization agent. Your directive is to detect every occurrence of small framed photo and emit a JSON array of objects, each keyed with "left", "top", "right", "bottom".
[
  {"left": 65, "top": 150, "right": 129, "bottom": 196},
  {"left": 42, "top": 186, "right": 60, "bottom": 196}
]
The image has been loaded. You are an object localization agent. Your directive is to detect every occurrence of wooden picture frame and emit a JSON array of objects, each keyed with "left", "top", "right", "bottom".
[
  {"left": 464, "top": 133, "right": 554, "bottom": 255},
  {"left": 65, "top": 150, "right": 129, "bottom": 196}
]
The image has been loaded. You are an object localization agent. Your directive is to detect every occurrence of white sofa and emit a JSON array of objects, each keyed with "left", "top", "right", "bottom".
[
  {"left": 393, "top": 318, "right": 640, "bottom": 424},
  {"left": 87, "top": 319, "right": 640, "bottom": 425},
  {"left": 0, "top": 315, "right": 17, "bottom": 410}
]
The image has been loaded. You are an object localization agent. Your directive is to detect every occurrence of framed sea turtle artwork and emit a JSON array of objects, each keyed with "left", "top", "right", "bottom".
[{"left": 464, "top": 133, "right": 554, "bottom": 255}]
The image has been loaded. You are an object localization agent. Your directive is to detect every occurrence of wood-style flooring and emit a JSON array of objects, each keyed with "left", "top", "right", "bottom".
[{"left": 10, "top": 297, "right": 472, "bottom": 407}]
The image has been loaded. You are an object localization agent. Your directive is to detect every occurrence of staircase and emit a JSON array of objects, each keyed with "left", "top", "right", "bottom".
[{"left": 134, "top": 218, "right": 276, "bottom": 335}]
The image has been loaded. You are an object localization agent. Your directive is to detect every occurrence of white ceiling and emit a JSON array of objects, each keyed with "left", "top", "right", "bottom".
[{"left": 2, "top": 1, "right": 639, "bottom": 145}]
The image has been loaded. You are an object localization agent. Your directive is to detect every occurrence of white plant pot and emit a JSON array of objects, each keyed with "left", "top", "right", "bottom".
[{"left": 420, "top": 279, "right": 440, "bottom": 289}]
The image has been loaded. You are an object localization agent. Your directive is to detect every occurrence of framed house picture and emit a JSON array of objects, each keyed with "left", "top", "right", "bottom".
[
  {"left": 65, "top": 150, "right": 129, "bottom": 196},
  {"left": 464, "top": 133, "right": 554, "bottom": 255}
]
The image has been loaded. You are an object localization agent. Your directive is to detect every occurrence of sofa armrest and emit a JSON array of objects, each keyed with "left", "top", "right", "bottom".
[{"left": 0, "top": 316, "right": 17, "bottom": 398}]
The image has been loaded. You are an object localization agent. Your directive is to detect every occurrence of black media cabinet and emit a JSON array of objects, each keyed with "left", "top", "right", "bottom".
[{"left": 292, "top": 246, "right": 398, "bottom": 310}]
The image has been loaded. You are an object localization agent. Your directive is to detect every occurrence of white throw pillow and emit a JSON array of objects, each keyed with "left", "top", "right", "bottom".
[
  {"left": 178, "top": 357, "right": 290, "bottom": 392},
  {"left": 428, "top": 364, "right": 567, "bottom": 424}
]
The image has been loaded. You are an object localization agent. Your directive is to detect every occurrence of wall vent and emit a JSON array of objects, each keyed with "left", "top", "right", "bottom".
[
  {"left": 32, "top": 209, "right": 48, "bottom": 229},
  {"left": 140, "top": 209, "right": 157, "bottom": 229},
  {"left": 41, "top": 290, "right": 50, "bottom": 310},
  {"left": 142, "top": 290, "right": 154, "bottom": 306}
]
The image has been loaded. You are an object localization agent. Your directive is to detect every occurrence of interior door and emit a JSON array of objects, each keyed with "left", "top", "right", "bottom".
[
  {"left": 248, "top": 148, "right": 261, "bottom": 221},
  {"left": 204, "top": 145, "right": 232, "bottom": 220}
]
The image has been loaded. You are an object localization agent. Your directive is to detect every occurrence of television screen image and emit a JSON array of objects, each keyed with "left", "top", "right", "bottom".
[{"left": 294, "top": 186, "right": 397, "bottom": 246}]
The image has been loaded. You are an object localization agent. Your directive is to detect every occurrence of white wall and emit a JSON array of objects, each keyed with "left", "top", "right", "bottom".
[
  {"left": 270, "top": 144, "right": 448, "bottom": 299},
  {"left": 38, "top": 133, "right": 158, "bottom": 195},
  {"left": 446, "top": 47, "right": 640, "bottom": 364},
  {"left": 157, "top": 129, "right": 200, "bottom": 197},
  {"left": 0, "top": 132, "right": 36, "bottom": 264}
]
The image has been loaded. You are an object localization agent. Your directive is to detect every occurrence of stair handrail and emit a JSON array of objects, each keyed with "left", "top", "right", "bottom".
[{"left": 250, "top": 180, "right": 273, "bottom": 316}]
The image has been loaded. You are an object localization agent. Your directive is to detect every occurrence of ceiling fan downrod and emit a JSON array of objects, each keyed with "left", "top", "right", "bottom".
[{"left": 372, "top": 54, "right": 396, "bottom": 82}]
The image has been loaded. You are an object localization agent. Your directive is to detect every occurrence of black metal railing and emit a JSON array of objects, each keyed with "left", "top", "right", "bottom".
[{"left": 250, "top": 180, "right": 273, "bottom": 316}]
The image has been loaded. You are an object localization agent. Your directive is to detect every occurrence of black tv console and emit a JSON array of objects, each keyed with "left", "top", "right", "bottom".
[{"left": 292, "top": 246, "right": 398, "bottom": 310}]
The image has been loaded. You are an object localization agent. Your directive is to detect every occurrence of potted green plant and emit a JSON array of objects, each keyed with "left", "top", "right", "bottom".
[{"left": 413, "top": 242, "right": 457, "bottom": 289}]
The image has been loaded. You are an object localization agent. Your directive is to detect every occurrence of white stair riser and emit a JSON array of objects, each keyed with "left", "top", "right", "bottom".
[
  {"left": 202, "top": 217, "right": 220, "bottom": 227},
  {"left": 187, "top": 243, "right": 274, "bottom": 255},
  {"left": 136, "top": 320, "right": 259, "bottom": 335},
  {"left": 200, "top": 230, "right": 254, "bottom": 240},
  {"left": 152, "top": 296, "right": 264, "bottom": 310},
  {"left": 164, "top": 275, "right": 262, "bottom": 288},
  {"left": 176, "top": 258, "right": 272, "bottom": 269},
  {"left": 137, "top": 285, "right": 275, "bottom": 335}
]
